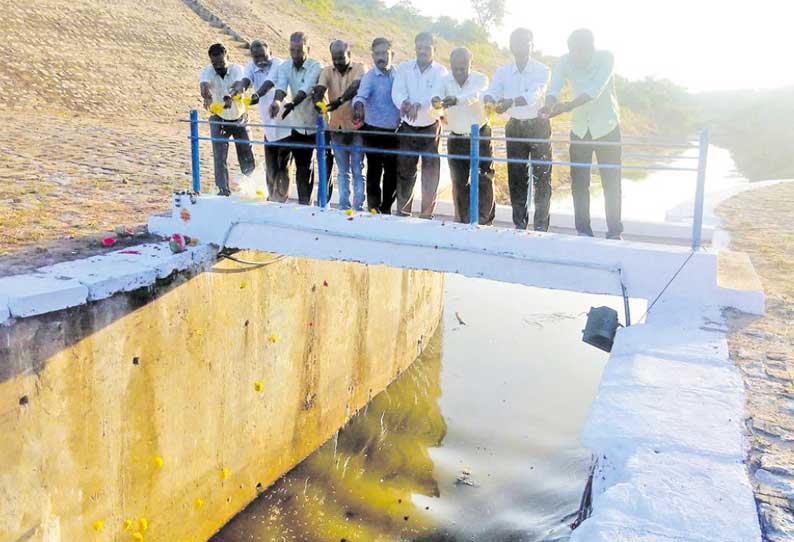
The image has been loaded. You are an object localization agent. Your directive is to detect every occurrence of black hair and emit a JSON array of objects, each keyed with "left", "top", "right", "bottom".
[
  {"left": 371, "top": 37, "right": 392, "bottom": 51},
  {"left": 568, "top": 28, "right": 595, "bottom": 49},
  {"left": 208, "top": 43, "right": 226, "bottom": 57},
  {"left": 415, "top": 32, "right": 436, "bottom": 46},
  {"left": 290, "top": 31, "right": 308, "bottom": 45},
  {"left": 510, "top": 28, "right": 533, "bottom": 43}
]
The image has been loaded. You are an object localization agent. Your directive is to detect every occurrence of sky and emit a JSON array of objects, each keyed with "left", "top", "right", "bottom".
[{"left": 385, "top": 0, "right": 791, "bottom": 93}]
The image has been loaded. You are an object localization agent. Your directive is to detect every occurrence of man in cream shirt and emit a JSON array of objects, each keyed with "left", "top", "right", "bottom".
[
  {"left": 199, "top": 42, "right": 256, "bottom": 196},
  {"left": 391, "top": 32, "right": 448, "bottom": 218},
  {"left": 483, "top": 28, "right": 551, "bottom": 231},
  {"left": 432, "top": 47, "right": 494, "bottom": 225}
]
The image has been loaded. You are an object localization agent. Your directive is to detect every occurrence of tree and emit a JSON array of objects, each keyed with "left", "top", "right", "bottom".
[{"left": 469, "top": 0, "right": 506, "bottom": 29}]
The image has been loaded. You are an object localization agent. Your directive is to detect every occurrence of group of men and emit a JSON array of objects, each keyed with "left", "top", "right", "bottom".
[{"left": 199, "top": 27, "right": 623, "bottom": 239}]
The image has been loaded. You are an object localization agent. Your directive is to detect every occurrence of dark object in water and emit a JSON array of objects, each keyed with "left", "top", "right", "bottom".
[{"left": 582, "top": 306, "right": 620, "bottom": 353}]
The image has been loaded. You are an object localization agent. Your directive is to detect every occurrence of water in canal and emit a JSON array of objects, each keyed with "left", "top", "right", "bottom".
[{"left": 215, "top": 274, "right": 636, "bottom": 542}]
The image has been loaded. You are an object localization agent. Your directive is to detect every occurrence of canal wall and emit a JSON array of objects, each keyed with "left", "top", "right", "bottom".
[{"left": 0, "top": 246, "right": 444, "bottom": 542}]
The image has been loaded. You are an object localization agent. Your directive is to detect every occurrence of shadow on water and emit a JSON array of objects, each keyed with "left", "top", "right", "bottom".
[{"left": 215, "top": 275, "right": 628, "bottom": 542}]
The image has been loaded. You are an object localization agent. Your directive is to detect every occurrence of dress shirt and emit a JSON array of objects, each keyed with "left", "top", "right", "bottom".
[
  {"left": 547, "top": 50, "right": 620, "bottom": 139},
  {"left": 200, "top": 64, "right": 246, "bottom": 120},
  {"left": 243, "top": 58, "right": 289, "bottom": 141},
  {"left": 318, "top": 62, "right": 366, "bottom": 130},
  {"left": 274, "top": 57, "right": 323, "bottom": 135},
  {"left": 352, "top": 66, "right": 401, "bottom": 130},
  {"left": 435, "top": 71, "right": 489, "bottom": 134},
  {"left": 484, "top": 59, "right": 549, "bottom": 120},
  {"left": 391, "top": 60, "right": 448, "bottom": 127}
]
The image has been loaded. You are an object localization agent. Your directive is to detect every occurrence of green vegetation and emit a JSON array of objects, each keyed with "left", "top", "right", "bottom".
[{"left": 698, "top": 87, "right": 794, "bottom": 181}]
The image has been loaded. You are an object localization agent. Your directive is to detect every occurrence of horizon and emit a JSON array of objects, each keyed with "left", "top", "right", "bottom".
[{"left": 384, "top": 0, "right": 792, "bottom": 94}]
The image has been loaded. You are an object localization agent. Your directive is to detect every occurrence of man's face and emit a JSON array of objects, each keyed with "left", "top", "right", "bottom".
[
  {"left": 569, "top": 42, "right": 594, "bottom": 69},
  {"left": 290, "top": 39, "right": 308, "bottom": 65},
  {"left": 331, "top": 47, "right": 351, "bottom": 72},
  {"left": 251, "top": 45, "right": 271, "bottom": 68},
  {"left": 372, "top": 43, "right": 393, "bottom": 71},
  {"left": 415, "top": 38, "right": 434, "bottom": 65},
  {"left": 509, "top": 34, "right": 532, "bottom": 60},
  {"left": 451, "top": 55, "right": 470, "bottom": 86},
  {"left": 210, "top": 52, "right": 228, "bottom": 71}
]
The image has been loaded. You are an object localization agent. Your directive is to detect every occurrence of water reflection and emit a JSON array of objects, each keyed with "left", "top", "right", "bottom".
[
  {"left": 216, "top": 276, "right": 628, "bottom": 542},
  {"left": 216, "top": 331, "right": 448, "bottom": 542}
]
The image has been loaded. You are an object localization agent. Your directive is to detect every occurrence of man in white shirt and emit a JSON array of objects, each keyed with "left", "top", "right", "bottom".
[
  {"left": 391, "top": 32, "right": 448, "bottom": 218},
  {"left": 232, "top": 40, "right": 291, "bottom": 202},
  {"left": 483, "top": 28, "right": 551, "bottom": 231},
  {"left": 270, "top": 32, "right": 324, "bottom": 205},
  {"left": 432, "top": 47, "right": 494, "bottom": 225},
  {"left": 199, "top": 43, "right": 256, "bottom": 196}
]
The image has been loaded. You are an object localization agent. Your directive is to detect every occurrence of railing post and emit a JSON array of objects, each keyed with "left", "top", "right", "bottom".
[
  {"left": 189, "top": 109, "right": 201, "bottom": 193},
  {"left": 316, "top": 115, "right": 328, "bottom": 208},
  {"left": 691, "top": 129, "right": 709, "bottom": 250},
  {"left": 469, "top": 123, "right": 480, "bottom": 225},
  {"left": 526, "top": 159, "right": 534, "bottom": 224}
]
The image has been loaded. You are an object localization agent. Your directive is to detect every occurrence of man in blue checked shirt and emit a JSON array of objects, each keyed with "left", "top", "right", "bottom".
[{"left": 352, "top": 37, "right": 401, "bottom": 214}]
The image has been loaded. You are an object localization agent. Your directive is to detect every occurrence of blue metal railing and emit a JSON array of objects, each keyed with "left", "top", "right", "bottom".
[{"left": 188, "top": 110, "right": 710, "bottom": 249}]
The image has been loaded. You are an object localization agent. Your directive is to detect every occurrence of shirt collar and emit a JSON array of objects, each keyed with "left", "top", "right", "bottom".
[
  {"left": 375, "top": 66, "right": 393, "bottom": 77},
  {"left": 511, "top": 60, "right": 534, "bottom": 74},
  {"left": 413, "top": 60, "right": 434, "bottom": 73},
  {"left": 253, "top": 60, "right": 272, "bottom": 72}
]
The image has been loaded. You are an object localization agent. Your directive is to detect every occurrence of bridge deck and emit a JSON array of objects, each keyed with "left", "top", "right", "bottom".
[{"left": 150, "top": 195, "right": 760, "bottom": 314}]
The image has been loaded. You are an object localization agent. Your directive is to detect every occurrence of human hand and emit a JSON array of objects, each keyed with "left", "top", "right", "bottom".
[
  {"left": 327, "top": 98, "right": 343, "bottom": 112},
  {"left": 495, "top": 98, "right": 513, "bottom": 114},
  {"left": 352, "top": 102, "right": 365, "bottom": 126},
  {"left": 269, "top": 100, "right": 281, "bottom": 119},
  {"left": 442, "top": 96, "right": 457, "bottom": 108},
  {"left": 431, "top": 96, "right": 443, "bottom": 110},
  {"left": 203, "top": 96, "right": 213, "bottom": 111},
  {"left": 409, "top": 102, "right": 421, "bottom": 121},
  {"left": 281, "top": 102, "right": 296, "bottom": 119},
  {"left": 249, "top": 93, "right": 259, "bottom": 106}
]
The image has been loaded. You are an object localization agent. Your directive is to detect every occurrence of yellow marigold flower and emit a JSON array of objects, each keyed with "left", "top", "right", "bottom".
[
  {"left": 240, "top": 282, "right": 247, "bottom": 289},
  {"left": 220, "top": 467, "right": 230, "bottom": 480},
  {"left": 269, "top": 334, "right": 277, "bottom": 343},
  {"left": 254, "top": 380, "right": 264, "bottom": 392},
  {"left": 210, "top": 102, "right": 223, "bottom": 115},
  {"left": 370, "top": 208, "right": 378, "bottom": 215},
  {"left": 154, "top": 456, "right": 164, "bottom": 469},
  {"left": 345, "top": 209, "right": 354, "bottom": 216},
  {"left": 123, "top": 519, "right": 133, "bottom": 530},
  {"left": 232, "top": 94, "right": 242, "bottom": 102},
  {"left": 139, "top": 517, "right": 149, "bottom": 532},
  {"left": 132, "top": 531, "right": 144, "bottom": 541},
  {"left": 315, "top": 101, "right": 328, "bottom": 114},
  {"left": 242, "top": 96, "right": 252, "bottom": 106},
  {"left": 93, "top": 520, "right": 104, "bottom": 531}
]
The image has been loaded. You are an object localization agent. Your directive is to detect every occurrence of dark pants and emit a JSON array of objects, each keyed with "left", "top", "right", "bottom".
[
  {"left": 362, "top": 124, "right": 398, "bottom": 214},
  {"left": 395, "top": 122, "right": 441, "bottom": 218},
  {"left": 277, "top": 130, "right": 332, "bottom": 205},
  {"left": 570, "top": 127, "right": 623, "bottom": 238},
  {"left": 210, "top": 114, "right": 256, "bottom": 194},
  {"left": 264, "top": 137, "right": 291, "bottom": 203},
  {"left": 505, "top": 117, "right": 552, "bottom": 231},
  {"left": 447, "top": 125, "right": 496, "bottom": 225}
]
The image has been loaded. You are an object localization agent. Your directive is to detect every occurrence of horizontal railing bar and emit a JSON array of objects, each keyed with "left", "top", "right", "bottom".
[
  {"left": 181, "top": 118, "right": 697, "bottom": 149},
  {"left": 192, "top": 136, "right": 699, "bottom": 172}
]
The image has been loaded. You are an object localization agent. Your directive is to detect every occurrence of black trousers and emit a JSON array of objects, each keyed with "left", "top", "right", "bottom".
[
  {"left": 264, "top": 138, "right": 291, "bottom": 203},
  {"left": 209, "top": 114, "right": 256, "bottom": 193},
  {"left": 570, "top": 126, "right": 623, "bottom": 238},
  {"left": 505, "top": 117, "right": 552, "bottom": 231},
  {"left": 447, "top": 125, "right": 496, "bottom": 225},
  {"left": 395, "top": 122, "right": 441, "bottom": 218},
  {"left": 278, "top": 130, "right": 332, "bottom": 205},
  {"left": 362, "top": 124, "right": 398, "bottom": 214}
]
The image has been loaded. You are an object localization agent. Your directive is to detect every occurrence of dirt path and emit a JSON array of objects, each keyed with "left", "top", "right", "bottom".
[{"left": 718, "top": 181, "right": 794, "bottom": 541}]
